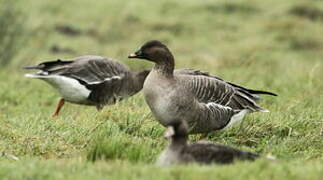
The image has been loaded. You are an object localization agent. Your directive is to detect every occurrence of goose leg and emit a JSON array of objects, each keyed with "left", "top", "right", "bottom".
[{"left": 52, "top": 98, "right": 65, "bottom": 117}]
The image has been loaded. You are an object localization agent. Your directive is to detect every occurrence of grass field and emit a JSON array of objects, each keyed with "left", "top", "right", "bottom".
[{"left": 0, "top": 0, "right": 322, "bottom": 179}]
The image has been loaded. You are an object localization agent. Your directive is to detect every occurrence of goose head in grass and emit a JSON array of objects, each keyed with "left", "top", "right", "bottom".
[{"left": 164, "top": 120, "right": 189, "bottom": 145}]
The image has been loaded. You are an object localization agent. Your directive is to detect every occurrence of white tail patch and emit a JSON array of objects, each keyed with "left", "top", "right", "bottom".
[
  {"left": 225, "top": 109, "right": 249, "bottom": 128},
  {"left": 25, "top": 74, "right": 90, "bottom": 103}
]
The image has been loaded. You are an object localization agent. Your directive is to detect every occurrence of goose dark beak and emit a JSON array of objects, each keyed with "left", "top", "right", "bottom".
[
  {"left": 128, "top": 50, "right": 145, "bottom": 59},
  {"left": 128, "top": 53, "right": 137, "bottom": 58}
]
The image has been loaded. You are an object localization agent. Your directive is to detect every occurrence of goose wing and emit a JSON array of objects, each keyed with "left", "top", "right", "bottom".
[
  {"left": 60, "top": 56, "right": 130, "bottom": 85},
  {"left": 176, "top": 69, "right": 269, "bottom": 112},
  {"left": 57, "top": 56, "right": 130, "bottom": 107},
  {"left": 175, "top": 68, "right": 277, "bottom": 100},
  {"left": 25, "top": 56, "right": 130, "bottom": 85}
]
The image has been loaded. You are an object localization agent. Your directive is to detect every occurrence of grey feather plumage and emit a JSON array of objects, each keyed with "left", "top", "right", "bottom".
[
  {"left": 130, "top": 40, "right": 277, "bottom": 134},
  {"left": 175, "top": 69, "right": 269, "bottom": 111},
  {"left": 24, "top": 55, "right": 150, "bottom": 110},
  {"left": 157, "top": 121, "right": 259, "bottom": 165}
]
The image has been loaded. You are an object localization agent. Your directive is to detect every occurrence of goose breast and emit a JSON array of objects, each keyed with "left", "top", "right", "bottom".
[{"left": 143, "top": 70, "right": 195, "bottom": 126}]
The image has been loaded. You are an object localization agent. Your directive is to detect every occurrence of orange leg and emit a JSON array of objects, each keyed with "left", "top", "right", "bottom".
[{"left": 52, "top": 98, "right": 65, "bottom": 117}]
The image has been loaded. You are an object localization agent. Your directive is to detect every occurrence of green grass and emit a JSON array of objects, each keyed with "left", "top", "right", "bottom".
[
  {"left": 0, "top": 0, "right": 323, "bottom": 179},
  {"left": 0, "top": 0, "right": 26, "bottom": 66}
]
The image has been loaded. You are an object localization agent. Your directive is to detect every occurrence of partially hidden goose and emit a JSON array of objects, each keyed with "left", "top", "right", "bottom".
[
  {"left": 24, "top": 55, "right": 150, "bottom": 117},
  {"left": 128, "top": 40, "right": 277, "bottom": 134},
  {"left": 157, "top": 120, "right": 259, "bottom": 165}
]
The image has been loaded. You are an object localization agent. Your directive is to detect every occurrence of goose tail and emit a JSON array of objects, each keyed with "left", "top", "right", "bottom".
[
  {"left": 23, "top": 65, "right": 42, "bottom": 70},
  {"left": 244, "top": 89, "right": 278, "bottom": 96},
  {"left": 228, "top": 82, "right": 278, "bottom": 97}
]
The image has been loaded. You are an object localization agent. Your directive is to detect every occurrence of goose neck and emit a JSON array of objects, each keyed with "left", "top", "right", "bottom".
[{"left": 153, "top": 56, "right": 175, "bottom": 77}]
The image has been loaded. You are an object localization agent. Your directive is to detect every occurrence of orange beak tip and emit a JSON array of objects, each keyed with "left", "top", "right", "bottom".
[{"left": 128, "top": 53, "right": 137, "bottom": 58}]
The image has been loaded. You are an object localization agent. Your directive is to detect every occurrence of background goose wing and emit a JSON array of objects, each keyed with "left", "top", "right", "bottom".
[
  {"left": 24, "top": 55, "right": 130, "bottom": 85},
  {"left": 24, "top": 59, "right": 73, "bottom": 73},
  {"left": 60, "top": 56, "right": 131, "bottom": 107},
  {"left": 61, "top": 56, "right": 130, "bottom": 85},
  {"left": 83, "top": 76, "right": 126, "bottom": 108}
]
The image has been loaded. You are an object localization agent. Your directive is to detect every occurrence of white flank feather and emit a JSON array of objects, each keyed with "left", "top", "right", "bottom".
[
  {"left": 25, "top": 74, "right": 90, "bottom": 103},
  {"left": 225, "top": 109, "right": 249, "bottom": 128},
  {"left": 87, "top": 75, "right": 122, "bottom": 85}
]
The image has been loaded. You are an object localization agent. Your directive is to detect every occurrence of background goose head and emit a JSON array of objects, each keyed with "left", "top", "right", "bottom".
[
  {"left": 164, "top": 120, "right": 189, "bottom": 143},
  {"left": 128, "top": 40, "right": 174, "bottom": 65}
]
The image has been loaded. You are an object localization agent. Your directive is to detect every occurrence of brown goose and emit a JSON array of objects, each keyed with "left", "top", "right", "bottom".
[
  {"left": 157, "top": 120, "right": 259, "bottom": 165},
  {"left": 128, "top": 40, "right": 277, "bottom": 134},
  {"left": 24, "top": 55, "right": 150, "bottom": 117}
]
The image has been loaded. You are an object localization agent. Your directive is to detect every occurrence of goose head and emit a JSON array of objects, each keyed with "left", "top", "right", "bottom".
[
  {"left": 128, "top": 40, "right": 174, "bottom": 64},
  {"left": 164, "top": 120, "right": 189, "bottom": 139}
]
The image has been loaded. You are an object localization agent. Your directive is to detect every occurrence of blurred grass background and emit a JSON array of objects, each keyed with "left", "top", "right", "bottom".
[{"left": 0, "top": 0, "right": 322, "bottom": 179}]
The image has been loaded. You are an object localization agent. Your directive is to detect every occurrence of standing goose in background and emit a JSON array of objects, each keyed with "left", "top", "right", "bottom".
[
  {"left": 24, "top": 56, "right": 150, "bottom": 117},
  {"left": 128, "top": 40, "right": 277, "bottom": 134},
  {"left": 157, "top": 120, "right": 259, "bottom": 165}
]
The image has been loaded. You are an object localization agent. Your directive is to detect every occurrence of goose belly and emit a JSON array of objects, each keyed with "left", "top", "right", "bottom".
[
  {"left": 143, "top": 71, "right": 187, "bottom": 125},
  {"left": 39, "top": 75, "right": 91, "bottom": 104},
  {"left": 148, "top": 95, "right": 177, "bottom": 125},
  {"left": 143, "top": 86, "right": 184, "bottom": 125}
]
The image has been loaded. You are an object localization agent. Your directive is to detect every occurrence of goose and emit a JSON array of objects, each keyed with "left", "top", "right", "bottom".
[
  {"left": 24, "top": 55, "right": 150, "bottom": 117},
  {"left": 128, "top": 40, "right": 277, "bottom": 134},
  {"left": 157, "top": 120, "right": 259, "bottom": 165}
]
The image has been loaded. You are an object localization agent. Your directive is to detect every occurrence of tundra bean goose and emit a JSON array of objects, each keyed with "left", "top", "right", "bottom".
[
  {"left": 24, "top": 56, "right": 150, "bottom": 116},
  {"left": 157, "top": 120, "right": 259, "bottom": 165},
  {"left": 129, "top": 40, "right": 277, "bottom": 134}
]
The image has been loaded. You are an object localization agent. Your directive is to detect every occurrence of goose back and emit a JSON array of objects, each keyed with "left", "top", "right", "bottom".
[{"left": 184, "top": 142, "right": 259, "bottom": 164}]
